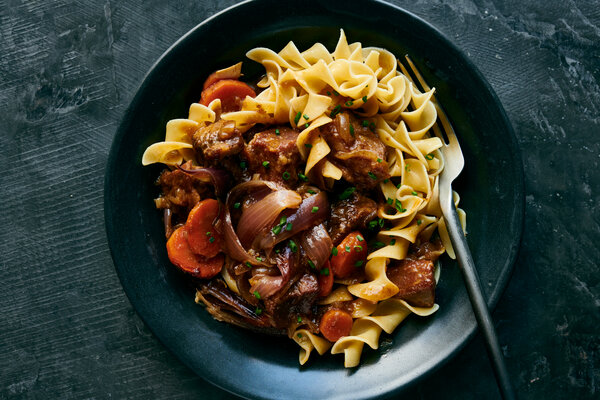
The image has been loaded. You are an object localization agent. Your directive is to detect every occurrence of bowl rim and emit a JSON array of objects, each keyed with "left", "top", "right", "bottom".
[{"left": 104, "top": 0, "right": 525, "bottom": 398}]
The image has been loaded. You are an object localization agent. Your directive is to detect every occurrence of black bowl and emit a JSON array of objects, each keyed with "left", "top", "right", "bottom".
[{"left": 104, "top": 0, "right": 524, "bottom": 398}]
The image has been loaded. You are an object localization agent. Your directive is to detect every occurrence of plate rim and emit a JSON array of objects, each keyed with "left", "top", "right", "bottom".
[{"left": 104, "top": 0, "right": 525, "bottom": 398}]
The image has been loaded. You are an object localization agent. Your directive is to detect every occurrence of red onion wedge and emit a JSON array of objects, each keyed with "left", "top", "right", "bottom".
[
  {"left": 223, "top": 180, "right": 286, "bottom": 266},
  {"left": 300, "top": 224, "right": 333, "bottom": 269},
  {"left": 259, "top": 191, "right": 329, "bottom": 249},
  {"left": 237, "top": 190, "right": 302, "bottom": 248}
]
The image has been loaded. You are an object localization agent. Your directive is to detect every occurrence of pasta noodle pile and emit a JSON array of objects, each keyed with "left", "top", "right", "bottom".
[{"left": 142, "top": 29, "right": 466, "bottom": 368}]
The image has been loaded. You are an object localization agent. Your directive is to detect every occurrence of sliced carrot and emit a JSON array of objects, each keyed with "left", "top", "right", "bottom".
[
  {"left": 166, "top": 226, "right": 224, "bottom": 279},
  {"left": 202, "top": 63, "right": 242, "bottom": 90},
  {"left": 199, "top": 79, "right": 256, "bottom": 112},
  {"left": 317, "top": 261, "right": 334, "bottom": 297},
  {"left": 186, "top": 199, "right": 222, "bottom": 258},
  {"left": 320, "top": 309, "right": 353, "bottom": 342},
  {"left": 330, "top": 231, "right": 368, "bottom": 279}
]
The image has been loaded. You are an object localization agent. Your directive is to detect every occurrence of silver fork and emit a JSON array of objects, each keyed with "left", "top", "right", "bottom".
[{"left": 401, "top": 57, "right": 516, "bottom": 400}]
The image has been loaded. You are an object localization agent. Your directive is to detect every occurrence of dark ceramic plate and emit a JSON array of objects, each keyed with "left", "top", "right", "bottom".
[{"left": 104, "top": 0, "right": 524, "bottom": 399}]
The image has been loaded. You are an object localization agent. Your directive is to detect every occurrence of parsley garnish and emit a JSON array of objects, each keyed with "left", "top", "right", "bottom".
[{"left": 339, "top": 186, "right": 356, "bottom": 200}]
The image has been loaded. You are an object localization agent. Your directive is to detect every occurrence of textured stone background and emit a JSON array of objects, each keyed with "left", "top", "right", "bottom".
[{"left": 1, "top": 0, "right": 598, "bottom": 399}]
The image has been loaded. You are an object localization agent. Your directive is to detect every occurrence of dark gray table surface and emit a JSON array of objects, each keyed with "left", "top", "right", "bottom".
[{"left": 1, "top": 1, "right": 598, "bottom": 399}]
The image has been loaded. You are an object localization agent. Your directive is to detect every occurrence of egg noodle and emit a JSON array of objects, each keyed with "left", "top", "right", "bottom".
[{"left": 143, "top": 30, "right": 466, "bottom": 367}]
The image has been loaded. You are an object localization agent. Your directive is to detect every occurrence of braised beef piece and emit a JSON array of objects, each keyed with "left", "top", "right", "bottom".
[
  {"left": 386, "top": 240, "right": 444, "bottom": 308},
  {"left": 192, "top": 120, "right": 244, "bottom": 165},
  {"left": 320, "top": 112, "right": 390, "bottom": 189},
  {"left": 410, "top": 239, "right": 445, "bottom": 261},
  {"left": 264, "top": 273, "right": 319, "bottom": 328},
  {"left": 154, "top": 168, "right": 208, "bottom": 217},
  {"left": 242, "top": 127, "right": 301, "bottom": 186},
  {"left": 387, "top": 259, "right": 436, "bottom": 308},
  {"left": 328, "top": 191, "right": 378, "bottom": 245}
]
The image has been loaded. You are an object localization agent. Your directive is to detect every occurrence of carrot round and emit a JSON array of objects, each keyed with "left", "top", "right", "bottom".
[
  {"left": 202, "top": 63, "right": 242, "bottom": 90},
  {"left": 186, "top": 199, "right": 222, "bottom": 258},
  {"left": 330, "top": 231, "right": 368, "bottom": 278},
  {"left": 199, "top": 79, "right": 256, "bottom": 112},
  {"left": 317, "top": 261, "right": 334, "bottom": 297},
  {"left": 320, "top": 309, "right": 353, "bottom": 342},
  {"left": 166, "top": 226, "right": 224, "bottom": 279}
]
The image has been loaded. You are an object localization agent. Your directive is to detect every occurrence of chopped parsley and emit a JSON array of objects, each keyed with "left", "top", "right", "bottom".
[
  {"left": 233, "top": 202, "right": 241, "bottom": 209},
  {"left": 262, "top": 161, "right": 270, "bottom": 168},
  {"left": 362, "top": 95, "right": 368, "bottom": 103},
  {"left": 338, "top": 186, "right": 356, "bottom": 200},
  {"left": 289, "top": 240, "right": 298, "bottom": 252},
  {"left": 330, "top": 104, "right": 342, "bottom": 118},
  {"left": 417, "top": 219, "right": 423, "bottom": 225},
  {"left": 311, "top": 206, "right": 319, "bottom": 213},
  {"left": 377, "top": 158, "right": 383, "bottom": 163},
  {"left": 395, "top": 199, "right": 407, "bottom": 213}
]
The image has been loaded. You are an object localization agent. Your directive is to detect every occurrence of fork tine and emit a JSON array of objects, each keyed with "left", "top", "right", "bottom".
[{"left": 402, "top": 56, "right": 462, "bottom": 155}]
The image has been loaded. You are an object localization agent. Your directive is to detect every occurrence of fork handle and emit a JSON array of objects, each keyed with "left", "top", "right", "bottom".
[{"left": 445, "top": 205, "right": 517, "bottom": 400}]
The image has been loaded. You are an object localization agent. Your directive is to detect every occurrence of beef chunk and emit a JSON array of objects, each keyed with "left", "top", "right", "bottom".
[
  {"left": 264, "top": 273, "right": 319, "bottom": 328},
  {"left": 328, "top": 192, "right": 378, "bottom": 245},
  {"left": 243, "top": 127, "right": 301, "bottom": 186},
  {"left": 192, "top": 120, "right": 244, "bottom": 165},
  {"left": 387, "top": 259, "right": 435, "bottom": 308},
  {"left": 155, "top": 167, "right": 208, "bottom": 217},
  {"left": 410, "top": 239, "right": 445, "bottom": 261},
  {"left": 320, "top": 112, "right": 390, "bottom": 189}
]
